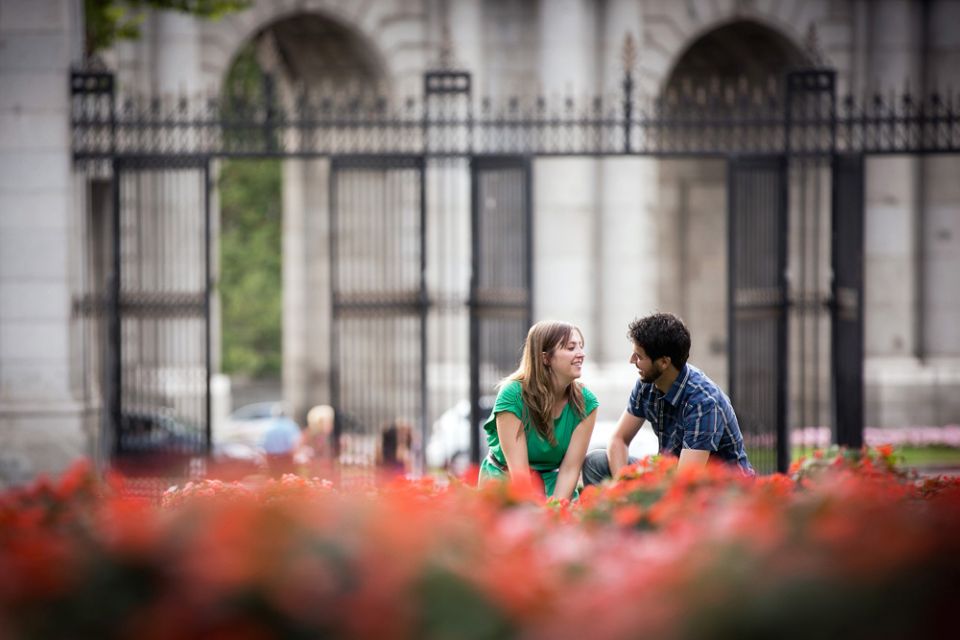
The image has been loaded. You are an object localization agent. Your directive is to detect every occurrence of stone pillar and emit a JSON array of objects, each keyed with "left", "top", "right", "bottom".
[
  {"left": 596, "top": 0, "right": 658, "bottom": 366},
  {"left": 152, "top": 10, "right": 201, "bottom": 95},
  {"left": 282, "top": 159, "right": 309, "bottom": 423},
  {"left": 864, "top": 1, "right": 920, "bottom": 426},
  {"left": 863, "top": 0, "right": 922, "bottom": 360},
  {"left": 919, "top": 0, "right": 960, "bottom": 425},
  {"left": 281, "top": 156, "right": 333, "bottom": 425},
  {"left": 303, "top": 159, "right": 333, "bottom": 411},
  {"left": 534, "top": 0, "right": 597, "bottom": 340},
  {"left": 0, "top": 0, "right": 85, "bottom": 486},
  {"left": 922, "top": 0, "right": 960, "bottom": 359}
]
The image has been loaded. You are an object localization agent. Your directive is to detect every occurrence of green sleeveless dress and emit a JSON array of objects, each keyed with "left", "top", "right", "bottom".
[{"left": 479, "top": 379, "right": 599, "bottom": 498}]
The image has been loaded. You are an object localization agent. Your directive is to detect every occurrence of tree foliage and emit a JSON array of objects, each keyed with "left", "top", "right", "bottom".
[
  {"left": 218, "top": 44, "right": 283, "bottom": 378},
  {"left": 85, "top": 0, "right": 250, "bottom": 56}
]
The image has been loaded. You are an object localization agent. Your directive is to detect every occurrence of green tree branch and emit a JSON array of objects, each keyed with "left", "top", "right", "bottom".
[{"left": 85, "top": 0, "right": 250, "bottom": 57}]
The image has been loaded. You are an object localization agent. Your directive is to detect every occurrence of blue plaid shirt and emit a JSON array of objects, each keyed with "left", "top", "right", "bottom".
[{"left": 627, "top": 364, "right": 753, "bottom": 473}]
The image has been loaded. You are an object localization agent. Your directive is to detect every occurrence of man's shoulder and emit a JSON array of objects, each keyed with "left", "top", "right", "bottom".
[{"left": 681, "top": 365, "right": 728, "bottom": 404}]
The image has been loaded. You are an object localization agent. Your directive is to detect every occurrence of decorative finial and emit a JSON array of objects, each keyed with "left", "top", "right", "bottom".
[
  {"left": 804, "top": 24, "right": 825, "bottom": 67},
  {"left": 621, "top": 33, "right": 637, "bottom": 74},
  {"left": 437, "top": 0, "right": 455, "bottom": 69},
  {"left": 438, "top": 23, "right": 453, "bottom": 68}
]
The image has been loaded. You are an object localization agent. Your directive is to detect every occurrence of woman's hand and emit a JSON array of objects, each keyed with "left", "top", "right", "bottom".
[{"left": 553, "top": 408, "right": 598, "bottom": 500}]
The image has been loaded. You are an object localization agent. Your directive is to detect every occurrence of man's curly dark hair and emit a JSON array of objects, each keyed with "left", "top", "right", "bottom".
[{"left": 627, "top": 313, "right": 691, "bottom": 370}]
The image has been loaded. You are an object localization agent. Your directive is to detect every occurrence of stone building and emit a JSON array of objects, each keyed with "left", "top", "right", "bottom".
[{"left": 1, "top": 0, "right": 958, "bottom": 483}]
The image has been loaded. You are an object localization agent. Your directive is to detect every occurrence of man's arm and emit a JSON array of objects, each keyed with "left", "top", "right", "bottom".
[
  {"left": 677, "top": 400, "right": 721, "bottom": 473},
  {"left": 607, "top": 409, "right": 644, "bottom": 478},
  {"left": 676, "top": 448, "right": 710, "bottom": 473}
]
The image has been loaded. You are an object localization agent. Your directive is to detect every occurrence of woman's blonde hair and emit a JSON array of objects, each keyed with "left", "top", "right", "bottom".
[{"left": 505, "top": 320, "right": 586, "bottom": 446}]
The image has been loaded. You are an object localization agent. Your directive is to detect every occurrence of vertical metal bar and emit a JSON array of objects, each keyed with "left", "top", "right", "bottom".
[
  {"left": 776, "top": 155, "right": 790, "bottom": 473},
  {"left": 726, "top": 157, "right": 737, "bottom": 419},
  {"left": 524, "top": 157, "right": 533, "bottom": 330},
  {"left": 832, "top": 154, "right": 865, "bottom": 448},
  {"left": 203, "top": 160, "right": 212, "bottom": 457},
  {"left": 418, "top": 156, "right": 428, "bottom": 475},
  {"left": 623, "top": 68, "right": 633, "bottom": 154},
  {"left": 469, "top": 156, "right": 481, "bottom": 466},
  {"left": 329, "top": 159, "right": 342, "bottom": 466},
  {"left": 797, "top": 157, "right": 807, "bottom": 442},
  {"left": 110, "top": 158, "right": 123, "bottom": 457}
]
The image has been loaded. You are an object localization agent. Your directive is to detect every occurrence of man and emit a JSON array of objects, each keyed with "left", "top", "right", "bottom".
[
  {"left": 261, "top": 405, "right": 302, "bottom": 477},
  {"left": 582, "top": 313, "right": 753, "bottom": 485}
]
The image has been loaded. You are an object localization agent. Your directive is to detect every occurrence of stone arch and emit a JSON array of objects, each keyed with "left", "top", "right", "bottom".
[
  {"left": 651, "top": 14, "right": 820, "bottom": 392},
  {"left": 638, "top": 0, "right": 845, "bottom": 95},
  {"left": 200, "top": 0, "right": 427, "bottom": 95}
]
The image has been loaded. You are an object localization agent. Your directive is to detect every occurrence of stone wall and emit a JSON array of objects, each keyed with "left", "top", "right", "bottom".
[{"left": 0, "top": 0, "right": 86, "bottom": 486}]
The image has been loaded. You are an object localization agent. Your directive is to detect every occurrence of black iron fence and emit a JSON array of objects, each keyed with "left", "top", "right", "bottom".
[
  {"left": 71, "top": 65, "right": 960, "bottom": 476},
  {"left": 73, "top": 70, "right": 960, "bottom": 162}
]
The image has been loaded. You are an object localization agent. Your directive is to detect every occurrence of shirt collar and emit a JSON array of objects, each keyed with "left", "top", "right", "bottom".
[{"left": 662, "top": 364, "right": 690, "bottom": 407}]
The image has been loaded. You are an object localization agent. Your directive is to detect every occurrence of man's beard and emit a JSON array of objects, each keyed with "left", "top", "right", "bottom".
[{"left": 640, "top": 362, "right": 663, "bottom": 384}]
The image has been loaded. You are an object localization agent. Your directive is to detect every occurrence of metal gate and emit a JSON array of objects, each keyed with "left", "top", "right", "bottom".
[
  {"left": 727, "top": 156, "right": 788, "bottom": 474},
  {"left": 469, "top": 157, "right": 532, "bottom": 463},
  {"left": 71, "top": 56, "right": 958, "bottom": 477},
  {"left": 330, "top": 156, "right": 426, "bottom": 479},
  {"left": 110, "top": 157, "right": 212, "bottom": 475}
]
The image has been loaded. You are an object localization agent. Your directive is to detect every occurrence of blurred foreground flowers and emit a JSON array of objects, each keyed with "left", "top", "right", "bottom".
[{"left": 2, "top": 449, "right": 959, "bottom": 639}]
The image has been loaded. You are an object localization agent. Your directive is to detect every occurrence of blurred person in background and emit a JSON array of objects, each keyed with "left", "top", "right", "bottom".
[
  {"left": 377, "top": 419, "right": 414, "bottom": 481},
  {"left": 261, "top": 404, "right": 301, "bottom": 478},
  {"left": 479, "top": 320, "right": 598, "bottom": 500},
  {"left": 298, "top": 404, "right": 336, "bottom": 479}
]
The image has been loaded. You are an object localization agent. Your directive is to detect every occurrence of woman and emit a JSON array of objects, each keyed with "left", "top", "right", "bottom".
[{"left": 479, "top": 320, "right": 598, "bottom": 500}]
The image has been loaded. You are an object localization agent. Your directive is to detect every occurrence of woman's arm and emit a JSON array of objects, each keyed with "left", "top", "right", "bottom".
[
  {"left": 496, "top": 411, "right": 532, "bottom": 489},
  {"left": 553, "top": 409, "right": 598, "bottom": 500}
]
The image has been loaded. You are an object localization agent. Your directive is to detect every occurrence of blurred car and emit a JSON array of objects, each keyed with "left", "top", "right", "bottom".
[
  {"left": 113, "top": 409, "right": 267, "bottom": 478},
  {"left": 588, "top": 419, "right": 659, "bottom": 460},
  {"left": 113, "top": 410, "right": 206, "bottom": 475},
  {"left": 426, "top": 397, "right": 494, "bottom": 473},
  {"left": 216, "top": 401, "right": 289, "bottom": 448}
]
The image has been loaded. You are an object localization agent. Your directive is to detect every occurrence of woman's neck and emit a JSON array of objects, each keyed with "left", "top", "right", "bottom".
[{"left": 551, "top": 377, "right": 571, "bottom": 398}]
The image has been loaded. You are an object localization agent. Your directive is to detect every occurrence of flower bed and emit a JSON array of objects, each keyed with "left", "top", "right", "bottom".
[
  {"left": 2, "top": 451, "right": 959, "bottom": 639},
  {"left": 791, "top": 425, "right": 960, "bottom": 449}
]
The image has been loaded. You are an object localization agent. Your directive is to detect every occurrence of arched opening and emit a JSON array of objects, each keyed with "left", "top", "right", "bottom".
[
  {"left": 665, "top": 20, "right": 808, "bottom": 89},
  {"left": 655, "top": 20, "right": 812, "bottom": 470},
  {"left": 214, "top": 13, "right": 386, "bottom": 456}
]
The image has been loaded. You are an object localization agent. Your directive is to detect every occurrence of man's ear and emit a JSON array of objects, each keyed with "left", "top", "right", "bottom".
[{"left": 659, "top": 355, "right": 673, "bottom": 370}]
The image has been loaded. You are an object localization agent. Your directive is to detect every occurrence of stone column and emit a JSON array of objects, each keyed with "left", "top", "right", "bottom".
[
  {"left": 597, "top": 0, "right": 658, "bottom": 365},
  {"left": 303, "top": 159, "right": 333, "bottom": 411},
  {"left": 0, "top": 0, "right": 85, "bottom": 485},
  {"left": 152, "top": 10, "right": 201, "bottom": 95},
  {"left": 282, "top": 158, "right": 309, "bottom": 423},
  {"left": 863, "top": 0, "right": 922, "bottom": 360},
  {"left": 919, "top": 0, "right": 960, "bottom": 425},
  {"left": 534, "top": 0, "right": 597, "bottom": 339},
  {"left": 862, "top": 0, "right": 931, "bottom": 427}
]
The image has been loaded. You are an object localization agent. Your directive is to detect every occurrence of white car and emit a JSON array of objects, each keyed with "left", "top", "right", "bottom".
[
  {"left": 588, "top": 420, "right": 659, "bottom": 460},
  {"left": 426, "top": 399, "right": 491, "bottom": 473},
  {"left": 215, "top": 401, "right": 288, "bottom": 449}
]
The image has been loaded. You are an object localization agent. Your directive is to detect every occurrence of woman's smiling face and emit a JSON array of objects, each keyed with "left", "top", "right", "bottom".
[{"left": 546, "top": 329, "right": 585, "bottom": 380}]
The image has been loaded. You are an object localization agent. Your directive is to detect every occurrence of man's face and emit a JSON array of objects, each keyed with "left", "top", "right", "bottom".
[{"left": 629, "top": 343, "right": 664, "bottom": 384}]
